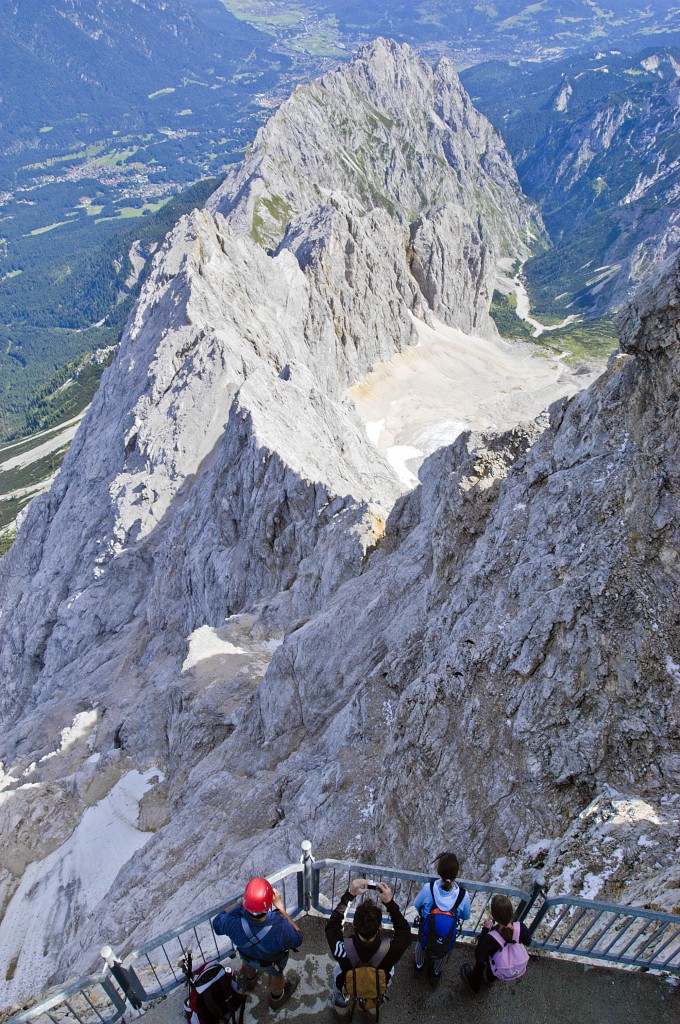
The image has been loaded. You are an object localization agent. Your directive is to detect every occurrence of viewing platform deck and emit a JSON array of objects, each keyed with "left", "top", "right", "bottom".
[
  {"left": 8, "top": 849, "right": 680, "bottom": 1024},
  {"left": 140, "top": 916, "right": 679, "bottom": 1024}
]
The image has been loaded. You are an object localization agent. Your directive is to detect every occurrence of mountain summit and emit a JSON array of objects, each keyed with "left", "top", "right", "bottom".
[{"left": 0, "top": 39, "right": 676, "bottom": 1007}]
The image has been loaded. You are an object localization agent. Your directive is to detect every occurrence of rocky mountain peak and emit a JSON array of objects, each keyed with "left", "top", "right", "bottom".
[
  {"left": 208, "top": 37, "right": 536, "bottom": 259},
  {"left": 0, "top": 37, "right": 675, "bottom": 1010}
]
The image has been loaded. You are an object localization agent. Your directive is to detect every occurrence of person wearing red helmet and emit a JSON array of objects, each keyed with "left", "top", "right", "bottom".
[{"left": 213, "top": 877, "right": 303, "bottom": 1010}]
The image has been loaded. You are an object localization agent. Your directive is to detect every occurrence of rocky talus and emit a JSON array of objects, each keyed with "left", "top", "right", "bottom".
[{"left": 0, "top": 38, "right": 676, "bottom": 1007}]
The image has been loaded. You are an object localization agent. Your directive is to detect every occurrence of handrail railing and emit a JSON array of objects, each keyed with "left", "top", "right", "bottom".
[
  {"left": 307, "top": 857, "right": 540, "bottom": 938},
  {"left": 6, "top": 842, "right": 678, "bottom": 1024},
  {"left": 126, "top": 862, "right": 305, "bottom": 1002},
  {"left": 529, "top": 893, "right": 680, "bottom": 972},
  {"left": 308, "top": 856, "right": 680, "bottom": 973},
  {"left": 5, "top": 973, "right": 127, "bottom": 1024}
]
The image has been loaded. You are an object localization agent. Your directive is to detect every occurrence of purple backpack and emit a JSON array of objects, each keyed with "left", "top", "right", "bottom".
[{"left": 488, "top": 923, "right": 529, "bottom": 980}]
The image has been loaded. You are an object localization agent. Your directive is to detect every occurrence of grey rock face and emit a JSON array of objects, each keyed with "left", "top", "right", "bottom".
[
  {"left": 0, "top": 37, "right": 674, "bottom": 1007},
  {"left": 55, "top": 257, "right": 678, "bottom": 975},
  {"left": 209, "top": 36, "right": 537, "bottom": 336}
]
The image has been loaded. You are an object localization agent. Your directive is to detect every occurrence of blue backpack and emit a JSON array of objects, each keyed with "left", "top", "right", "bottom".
[{"left": 420, "top": 881, "right": 466, "bottom": 958}]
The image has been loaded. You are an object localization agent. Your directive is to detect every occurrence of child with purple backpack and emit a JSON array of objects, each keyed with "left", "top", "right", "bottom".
[{"left": 460, "top": 894, "right": 531, "bottom": 993}]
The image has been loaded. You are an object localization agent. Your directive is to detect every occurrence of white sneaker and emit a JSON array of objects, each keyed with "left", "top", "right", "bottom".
[{"left": 414, "top": 942, "right": 425, "bottom": 970}]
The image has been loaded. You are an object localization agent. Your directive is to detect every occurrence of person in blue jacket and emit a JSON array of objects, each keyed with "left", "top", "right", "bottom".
[
  {"left": 413, "top": 851, "right": 471, "bottom": 975},
  {"left": 213, "top": 877, "right": 303, "bottom": 1010}
]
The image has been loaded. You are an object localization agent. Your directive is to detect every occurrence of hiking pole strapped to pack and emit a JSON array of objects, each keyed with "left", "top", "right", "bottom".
[{"left": 180, "top": 950, "right": 247, "bottom": 1024}]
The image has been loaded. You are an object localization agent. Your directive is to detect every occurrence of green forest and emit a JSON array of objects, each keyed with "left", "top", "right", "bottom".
[{"left": 0, "top": 176, "right": 223, "bottom": 441}]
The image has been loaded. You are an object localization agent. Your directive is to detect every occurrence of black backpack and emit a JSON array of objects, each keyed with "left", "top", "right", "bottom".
[{"left": 181, "top": 952, "right": 247, "bottom": 1024}]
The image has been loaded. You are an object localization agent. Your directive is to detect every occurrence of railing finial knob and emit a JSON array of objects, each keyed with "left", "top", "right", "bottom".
[{"left": 100, "top": 945, "right": 118, "bottom": 968}]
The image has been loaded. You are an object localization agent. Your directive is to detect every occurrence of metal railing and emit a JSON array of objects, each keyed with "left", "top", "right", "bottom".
[
  {"left": 307, "top": 855, "right": 680, "bottom": 973},
  {"left": 308, "top": 856, "right": 540, "bottom": 937},
  {"left": 6, "top": 841, "right": 679, "bottom": 1024},
  {"left": 5, "top": 973, "right": 127, "bottom": 1024},
  {"left": 529, "top": 893, "right": 680, "bottom": 972},
  {"left": 126, "top": 862, "right": 304, "bottom": 1002}
]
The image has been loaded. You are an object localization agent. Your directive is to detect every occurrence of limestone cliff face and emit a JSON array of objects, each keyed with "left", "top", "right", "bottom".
[
  {"left": 48, "top": 256, "right": 678, "bottom": 986},
  {"left": 0, "top": 39, "right": 532, "bottom": 734},
  {"left": 209, "top": 37, "right": 537, "bottom": 336},
  {"left": 0, "top": 38, "right": 675, "bottom": 1007}
]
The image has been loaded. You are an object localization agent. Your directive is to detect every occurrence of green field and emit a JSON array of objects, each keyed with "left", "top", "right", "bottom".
[
  {"left": 0, "top": 528, "right": 17, "bottom": 557},
  {"left": 28, "top": 220, "right": 71, "bottom": 236},
  {"left": 491, "top": 290, "right": 619, "bottom": 363},
  {"left": 0, "top": 444, "right": 69, "bottom": 497},
  {"left": 95, "top": 198, "right": 171, "bottom": 223}
]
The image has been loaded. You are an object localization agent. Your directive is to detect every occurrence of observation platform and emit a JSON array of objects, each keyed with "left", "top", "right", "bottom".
[{"left": 140, "top": 916, "right": 679, "bottom": 1024}]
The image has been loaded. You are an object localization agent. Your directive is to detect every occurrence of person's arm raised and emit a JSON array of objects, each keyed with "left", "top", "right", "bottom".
[{"left": 272, "top": 889, "right": 302, "bottom": 933}]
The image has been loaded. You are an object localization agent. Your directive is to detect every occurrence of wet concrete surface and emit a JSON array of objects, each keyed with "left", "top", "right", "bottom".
[{"left": 137, "top": 914, "right": 679, "bottom": 1024}]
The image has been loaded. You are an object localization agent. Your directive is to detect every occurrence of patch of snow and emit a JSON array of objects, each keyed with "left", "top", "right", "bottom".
[
  {"left": 524, "top": 839, "right": 551, "bottom": 858},
  {"left": 0, "top": 764, "right": 19, "bottom": 793},
  {"left": 382, "top": 700, "right": 395, "bottom": 727},
  {"left": 182, "top": 625, "right": 247, "bottom": 673},
  {"left": 0, "top": 768, "right": 162, "bottom": 1005},
  {"left": 580, "top": 871, "right": 604, "bottom": 900},
  {"left": 489, "top": 855, "right": 509, "bottom": 883},
  {"left": 39, "top": 710, "right": 98, "bottom": 763},
  {"left": 415, "top": 421, "right": 469, "bottom": 450},
  {"left": 558, "top": 858, "right": 583, "bottom": 894},
  {"left": 666, "top": 656, "right": 680, "bottom": 686},
  {"left": 365, "top": 419, "right": 385, "bottom": 446},
  {"left": 359, "top": 785, "right": 376, "bottom": 821},
  {"left": 385, "top": 445, "right": 421, "bottom": 489}
]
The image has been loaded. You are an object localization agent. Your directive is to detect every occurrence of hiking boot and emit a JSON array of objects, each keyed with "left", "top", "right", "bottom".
[
  {"left": 331, "top": 987, "right": 349, "bottom": 1013},
  {"left": 414, "top": 942, "right": 425, "bottom": 970},
  {"left": 460, "top": 963, "right": 477, "bottom": 993},
  {"left": 236, "top": 970, "right": 258, "bottom": 992},
  {"left": 268, "top": 974, "right": 299, "bottom": 1010}
]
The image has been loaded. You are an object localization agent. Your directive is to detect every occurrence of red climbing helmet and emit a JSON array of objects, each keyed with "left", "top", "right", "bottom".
[{"left": 242, "top": 877, "right": 274, "bottom": 914}]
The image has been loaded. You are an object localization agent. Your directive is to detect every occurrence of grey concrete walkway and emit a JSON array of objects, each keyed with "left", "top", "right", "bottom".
[{"left": 139, "top": 916, "right": 679, "bottom": 1024}]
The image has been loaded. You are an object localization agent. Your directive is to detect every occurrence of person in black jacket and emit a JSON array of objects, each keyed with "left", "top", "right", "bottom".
[
  {"left": 460, "top": 894, "right": 531, "bottom": 993},
  {"left": 325, "top": 878, "right": 411, "bottom": 1009}
]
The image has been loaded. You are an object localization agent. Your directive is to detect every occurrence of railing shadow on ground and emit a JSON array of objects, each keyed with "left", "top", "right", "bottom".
[{"left": 6, "top": 840, "right": 679, "bottom": 1024}]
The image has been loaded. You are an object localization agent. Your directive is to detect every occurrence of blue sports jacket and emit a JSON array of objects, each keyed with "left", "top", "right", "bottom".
[{"left": 212, "top": 905, "right": 303, "bottom": 963}]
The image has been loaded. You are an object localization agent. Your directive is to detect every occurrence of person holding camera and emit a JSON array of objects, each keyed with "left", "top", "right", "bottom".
[
  {"left": 212, "top": 877, "right": 302, "bottom": 1010},
  {"left": 325, "top": 877, "right": 411, "bottom": 1012}
]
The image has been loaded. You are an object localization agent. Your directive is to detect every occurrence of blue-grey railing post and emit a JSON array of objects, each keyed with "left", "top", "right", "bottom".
[
  {"left": 517, "top": 875, "right": 547, "bottom": 925},
  {"left": 525, "top": 876, "right": 551, "bottom": 935},
  {"left": 301, "top": 840, "right": 314, "bottom": 912},
  {"left": 100, "top": 976, "right": 128, "bottom": 1015},
  {"left": 101, "top": 944, "right": 147, "bottom": 1009}
]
